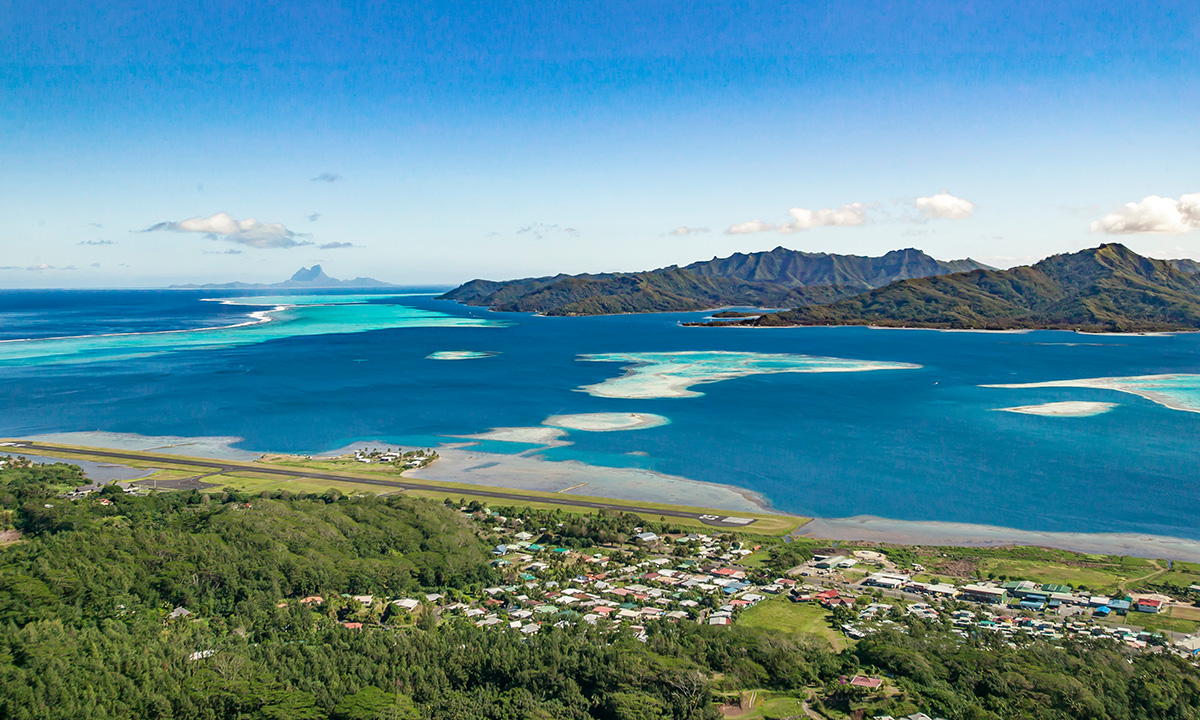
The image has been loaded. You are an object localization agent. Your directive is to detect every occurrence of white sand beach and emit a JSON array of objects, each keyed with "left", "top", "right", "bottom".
[
  {"left": 997, "top": 401, "right": 1117, "bottom": 417},
  {"left": 542, "top": 412, "right": 669, "bottom": 432},
  {"left": 451, "top": 426, "right": 571, "bottom": 447},
  {"left": 426, "top": 350, "right": 498, "bottom": 360},
  {"left": 986, "top": 373, "right": 1200, "bottom": 414}
]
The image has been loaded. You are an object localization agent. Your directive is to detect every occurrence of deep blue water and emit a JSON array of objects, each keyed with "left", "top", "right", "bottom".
[{"left": 1, "top": 290, "right": 1198, "bottom": 539}]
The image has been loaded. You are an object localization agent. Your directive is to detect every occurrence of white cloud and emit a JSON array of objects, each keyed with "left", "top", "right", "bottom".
[
  {"left": 1089, "top": 193, "right": 1200, "bottom": 234},
  {"left": 726, "top": 202, "right": 868, "bottom": 235},
  {"left": 779, "top": 203, "right": 868, "bottom": 232},
  {"left": 727, "top": 192, "right": 973, "bottom": 235},
  {"left": 142, "top": 212, "right": 311, "bottom": 249},
  {"left": 725, "top": 219, "right": 777, "bottom": 235},
  {"left": 667, "top": 226, "right": 709, "bottom": 236},
  {"left": 311, "top": 172, "right": 341, "bottom": 183},
  {"left": 319, "top": 241, "right": 357, "bottom": 249},
  {"left": 914, "top": 192, "right": 976, "bottom": 220}
]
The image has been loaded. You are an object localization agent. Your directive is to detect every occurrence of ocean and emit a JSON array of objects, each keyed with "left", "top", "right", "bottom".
[{"left": 1, "top": 289, "right": 1198, "bottom": 540}]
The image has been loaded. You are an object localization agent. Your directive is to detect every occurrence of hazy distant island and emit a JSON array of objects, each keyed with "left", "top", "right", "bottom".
[
  {"left": 441, "top": 247, "right": 991, "bottom": 315},
  {"left": 171, "top": 265, "right": 396, "bottom": 290},
  {"left": 693, "top": 244, "right": 1200, "bottom": 333}
]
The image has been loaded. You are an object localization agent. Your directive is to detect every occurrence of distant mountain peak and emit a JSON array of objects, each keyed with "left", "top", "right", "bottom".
[
  {"left": 290, "top": 265, "right": 331, "bottom": 283},
  {"left": 170, "top": 265, "right": 394, "bottom": 290}
]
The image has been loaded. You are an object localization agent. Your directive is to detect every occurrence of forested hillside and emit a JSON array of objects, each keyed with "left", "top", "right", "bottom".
[
  {"left": 735, "top": 244, "right": 1200, "bottom": 331},
  {"left": 3, "top": 463, "right": 1200, "bottom": 720},
  {"left": 441, "top": 248, "right": 984, "bottom": 316},
  {"left": 684, "top": 247, "right": 987, "bottom": 290}
]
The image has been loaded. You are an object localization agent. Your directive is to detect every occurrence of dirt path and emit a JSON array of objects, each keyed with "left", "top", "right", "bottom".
[{"left": 1125, "top": 559, "right": 1167, "bottom": 587}]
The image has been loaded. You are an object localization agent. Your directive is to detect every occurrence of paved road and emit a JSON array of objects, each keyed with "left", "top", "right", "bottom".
[{"left": 3, "top": 441, "right": 759, "bottom": 529}]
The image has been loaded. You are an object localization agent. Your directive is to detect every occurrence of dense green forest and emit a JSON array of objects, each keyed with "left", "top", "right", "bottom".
[{"left": 3, "top": 463, "right": 1200, "bottom": 720}]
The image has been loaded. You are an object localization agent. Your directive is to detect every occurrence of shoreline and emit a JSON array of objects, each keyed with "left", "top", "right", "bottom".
[
  {"left": 406, "top": 442, "right": 772, "bottom": 513},
  {"left": 16, "top": 430, "right": 1200, "bottom": 561},
  {"left": 797, "top": 516, "right": 1200, "bottom": 563}
]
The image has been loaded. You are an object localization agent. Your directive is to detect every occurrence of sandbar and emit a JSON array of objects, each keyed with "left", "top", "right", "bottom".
[
  {"left": 579, "top": 350, "right": 920, "bottom": 399},
  {"left": 452, "top": 426, "right": 570, "bottom": 447},
  {"left": 409, "top": 443, "right": 768, "bottom": 512},
  {"left": 997, "top": 401, "right": 1117, "bottom": 417},
  {"left": 427, "top": 350, "right": 498, "bottom": 360},
  {"left": 985, "top": 373, "right": 1200, "bottom": 414},
  {"left": 542, "top": 412, "right": 669, "bottom": 432}
]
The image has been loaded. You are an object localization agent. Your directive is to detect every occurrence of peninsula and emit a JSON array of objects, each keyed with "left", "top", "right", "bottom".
[{"left": 694, "top": 244, "right": 1200, "bottom": 332}]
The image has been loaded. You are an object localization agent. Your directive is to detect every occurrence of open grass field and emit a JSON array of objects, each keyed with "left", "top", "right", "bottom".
[
  {"left": 978, "top": 558, "right": 1158, "bottom": 593},
  {"left": 736, "top": 596, "right": 846, "bottom": 650},
  {"left": 716, "top": 692, "right": 810, "bottom": 720},
  {"left": 1168, "top": 605, "right": 1200, "bottom": 621},
  {"left": 1128, "top": 610, "right": 1200, "bottom": 635},
  {"left": 214, "top": 473, "right": 405, "bottom": 497},
  {"left": 754, "top": 695, "right": 810, "bottom": 719},
  {"left": 738, "top": 550, "right": 771, "bottom": 568}
]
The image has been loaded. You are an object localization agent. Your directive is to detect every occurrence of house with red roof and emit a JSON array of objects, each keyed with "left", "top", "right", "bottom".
[{"left": 1135, "top": 598, "right": 1164, "bottom": 614}]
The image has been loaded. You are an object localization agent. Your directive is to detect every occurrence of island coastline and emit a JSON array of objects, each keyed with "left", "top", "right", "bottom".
[{"left": 15, "top": 430, "right": 1200, "bottom": 562}]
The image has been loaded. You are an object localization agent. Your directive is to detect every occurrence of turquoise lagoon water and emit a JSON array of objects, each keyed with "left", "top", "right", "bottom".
[{"left": 1, "top": 290, "right": 1199, "bottom": 539}]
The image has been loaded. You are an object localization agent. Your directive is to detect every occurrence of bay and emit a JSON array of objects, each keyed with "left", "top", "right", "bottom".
[{"left": 1, "top": 289, "right": 1197, "bottom": 540}]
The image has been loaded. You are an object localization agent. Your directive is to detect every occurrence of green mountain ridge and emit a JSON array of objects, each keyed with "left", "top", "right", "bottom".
[
  {"left": 737, "top": 244, "right": 1200, "bottom": 332},
  {"left": 441, "top": 247, "right": 986, "bottom": 315},
  {"left": 1169, "top": 258, "right": 1200, "bottom": 275},
  {"left": 685, "top": 246, "right": 991, "bottom": 290}
]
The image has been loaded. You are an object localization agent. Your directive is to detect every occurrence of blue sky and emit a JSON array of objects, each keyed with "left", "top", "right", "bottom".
[{"left": 2, "top": 1, "right": 1198, "bottom": 286}]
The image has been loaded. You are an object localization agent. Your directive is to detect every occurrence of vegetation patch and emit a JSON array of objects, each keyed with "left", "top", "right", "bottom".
[{"left": 737, "top": 596, "right": 846, "bottom": 650}]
